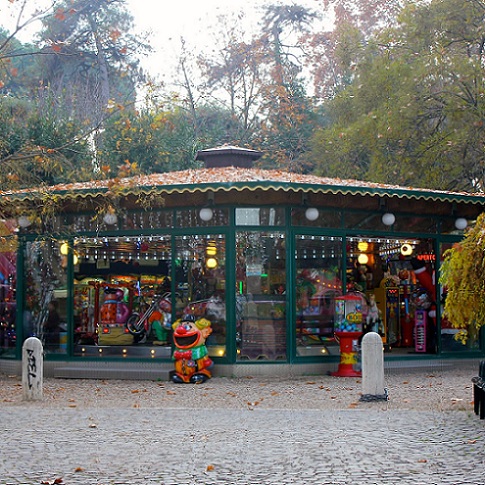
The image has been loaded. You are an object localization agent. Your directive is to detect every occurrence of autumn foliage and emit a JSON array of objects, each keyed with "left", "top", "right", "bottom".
[{"left": 440, "top": 213, "right": 485, "bottom": 342}]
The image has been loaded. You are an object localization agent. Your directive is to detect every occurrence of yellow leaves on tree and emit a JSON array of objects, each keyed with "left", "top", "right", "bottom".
[
  {"left": 101, "top": 165, "right": 111, "bottom": 175},
  {"left": 117, "top": 160, "right": 138, "bottom": 178},
  {"left": 440, "top": 212, "right": 485, "bottom": 341}
]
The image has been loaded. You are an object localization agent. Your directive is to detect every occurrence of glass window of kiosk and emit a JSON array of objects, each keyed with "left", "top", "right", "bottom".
[
  {"left": 236, "top": 231, "right": 287, "bottom": 361},
  {"left": 0, "top": 230, "right": 17, "bottom": 357},
  {"left": 73, "top": 235, "right": 172, "bottom": 358},
  {"left": 174, "top": 234, "right": 227, "bottom": 358},
  {"left": 295, "top": 235, "right": 343, "bottom": 357},
  {"left": 24, "top": 239, "right": 68, "bottom": 355},
  {"left": 346, "top": 237, "right": 439, "bottom": 354}
]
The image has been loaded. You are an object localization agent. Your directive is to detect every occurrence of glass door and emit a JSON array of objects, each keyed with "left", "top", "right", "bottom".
[{"left": 236, "top": 231, "right": 287, "bottom": 361}]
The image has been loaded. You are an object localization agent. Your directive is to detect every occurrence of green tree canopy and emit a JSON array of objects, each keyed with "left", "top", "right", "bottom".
[
  {"left": 310, "top": 0, "right": 485, "bottom": 192},
  {"left": 101, "top": 94, "right": 248, "bottom": 176},
  {"left": 0, "top": 0, "right": 151, "bottom": 188}
]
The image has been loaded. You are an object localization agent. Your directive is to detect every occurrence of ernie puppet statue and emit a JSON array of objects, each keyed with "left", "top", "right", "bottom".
[{"left": 170, "top": 314, "right": 214, "bottom": 384}]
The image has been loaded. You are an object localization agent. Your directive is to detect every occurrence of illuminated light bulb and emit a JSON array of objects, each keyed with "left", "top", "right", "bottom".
[
  {"left": 206, "top": 244, "right": 217, "bottom": 256},
  {"left": 60, "top": 242, "right": 69, "bottom": 255},
  {"left": 400, "top": 244, "right": 413, "bottom": 256}
]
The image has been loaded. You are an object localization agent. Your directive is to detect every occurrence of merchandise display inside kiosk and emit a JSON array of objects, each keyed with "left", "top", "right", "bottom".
[
  {"left": 69, "top": 234, "right": 227, "bottom": 359},
  {"left": 17, "top": 231, "right": 470, "bottom": 361},
  {"left": 295, "top": 235, "right": 449, "bottom": 357}
]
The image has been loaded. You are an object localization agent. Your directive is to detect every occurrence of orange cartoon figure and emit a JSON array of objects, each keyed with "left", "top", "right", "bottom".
[{"left": 170, "top": 314, "right": 213, "bottom": 384}]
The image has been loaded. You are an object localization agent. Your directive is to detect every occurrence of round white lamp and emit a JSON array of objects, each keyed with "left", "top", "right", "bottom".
[
  {"left": 382, "top": 212, "right": 395, "bottom": 226},
  {"left": 305, "top": 207, "right": 319, "bottom": 221},
  {"left": 199, "top": 207, "right": 213, "bottom": 221},
  {"left": 454, "top": 217, "right": 467, "bottom": 230},
  {"left": 357, "top": 253, "right": 369, "bottom": 265},
  {"left": 206, "top": 257, "right": 218, "bottom": 269},
  {"left": 103, "top": 212, "right": 118, "bottom": 225},
  {"left": 18, "top": 215, "right": 32, "bottom": 228}
]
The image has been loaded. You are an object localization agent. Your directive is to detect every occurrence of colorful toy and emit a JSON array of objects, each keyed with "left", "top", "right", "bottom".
[
  {"left": 170, "top": 315, "right": 213, "bottom": 384},
  {"left": 332, "top": 293, "right": 367, "bottom": 377},
  {"left": 149, "top": 310, "right": 170, "bottom": 345},
  {"left": 411, "top": 258, "right": 437, "bottom": 352},
  {"left": 98, "top": 288, "right": 133, "bottom": 345},
  {"left": 100, "top": 288, "right": 131, "bottom": 325},
  {"left": 126, "top": 292, "right": 172, "bottom": 343},
  {"left": 365, "top": 294, "right": 381, "bottom": 333}
]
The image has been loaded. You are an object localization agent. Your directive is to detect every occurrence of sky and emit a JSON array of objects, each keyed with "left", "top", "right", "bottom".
[
  {"left": 125, "top": 0, "right": 272, "bottom": 83},
  {"left": 2, "top": 0, "right": 326, "bottom": 84},
  {"left": 125, "top": 0, "right": 326, "bottom": 85}
]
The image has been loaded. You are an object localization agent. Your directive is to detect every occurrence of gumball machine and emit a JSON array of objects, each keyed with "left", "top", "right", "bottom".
[{"left": 332, "top": 294, "right": 365, "bottom": 377}]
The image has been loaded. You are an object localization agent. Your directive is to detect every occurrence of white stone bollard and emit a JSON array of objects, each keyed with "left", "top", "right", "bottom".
[
  {"left": 360, "top": 332, "right": 388, "bottom": 401},
  {"left": 22, "top": 337, "right": 43, "bottom": 400}
]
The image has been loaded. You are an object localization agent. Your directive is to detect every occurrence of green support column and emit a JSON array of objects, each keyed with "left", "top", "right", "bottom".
[{"left": 15, "top": 237, "right": 26, "bottom": 359}]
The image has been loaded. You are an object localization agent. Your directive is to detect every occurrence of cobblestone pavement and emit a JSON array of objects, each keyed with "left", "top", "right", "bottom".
[{"left": 1, "top": 361, "right": 484, "bottom": 484}]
